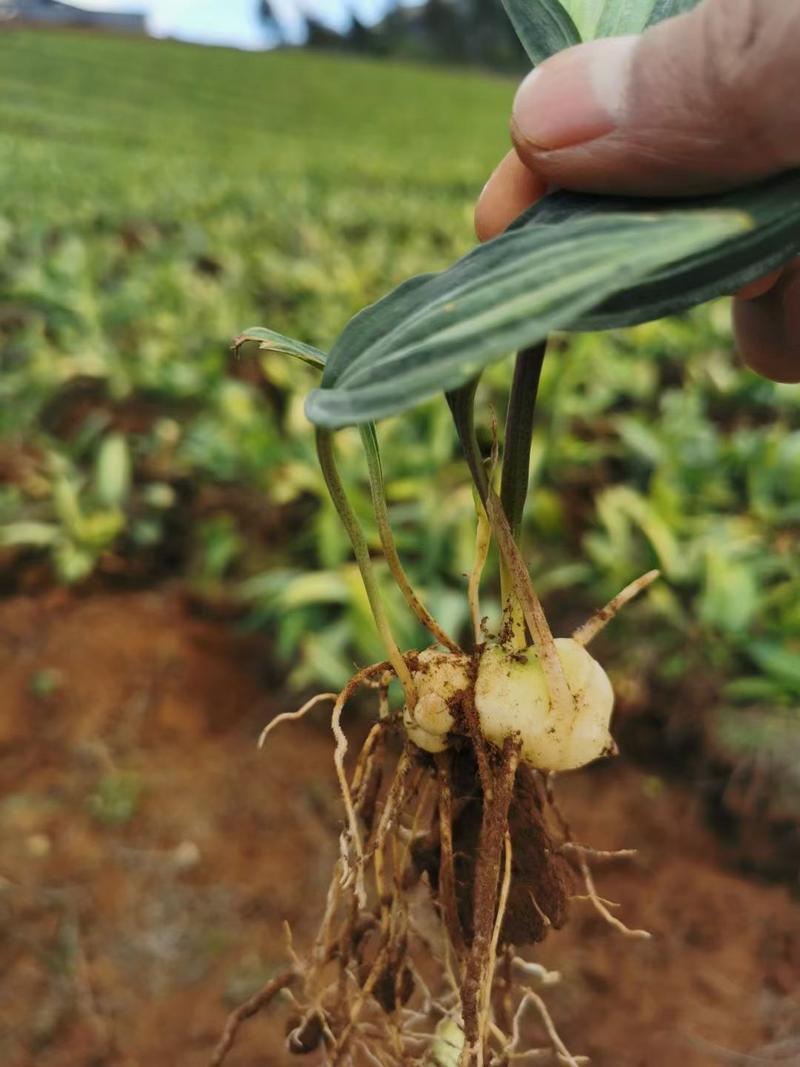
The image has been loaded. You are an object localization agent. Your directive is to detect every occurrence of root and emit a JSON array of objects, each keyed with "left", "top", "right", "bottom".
[
  {"left": 210, "top": 970, "right": 297, "bottom": 1067},
  {"left": 560, "top": 841, "right": 637, "bottom": 861},
  {"left": 546, "top": 775, "right": 650, "bottom": 941},
  {"left": 332, "top": 690, "right": 367, "bottom": 900},
  {"left": 257, "top": 691, "right": 337, "bottom": 748},
  {"left": 373, "top": 750, "right": 415, "bottom": 931},
  {"left": 522, "top": 989, "right": 583, "bottom": 1067},
  {"left": 469, "top": 496, "right": 492, "bottom": 647},
  {"left": 461, "top": 742, "right": 520, "bottom": 1064},
  {"left": 572, "top": 569, "right": 660, "bottom": 647},
  {"left": 461, "top": 679, "right": 493, "bottom": 801},
  {"left": 329, "top": 659, "right": 398, "bottom": 902},
  {"left": 219, "top": 659, "right": 643, "bottom": 1065},
  {"left": 435, "top": 752, "right": 465, "bottom": 958},
  {"left": 351, "top": 721, "right": 386, "bottom": 832},
  {"left": 478, "top": 830, "right": 512, "bottom": 1057},
  {"left": 572, "top": 850, "right": 651, "bottom": 941}
]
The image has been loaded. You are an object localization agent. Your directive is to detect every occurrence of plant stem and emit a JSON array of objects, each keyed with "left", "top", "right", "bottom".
[
  {"left": 448, "top": 379, "right": 574, "bottom": 720},
  {"left": 359, "top": 424, "right": 460, "bottom": 653},
  {"left": 485, "top": 487, "right": 574, "bottom": 720},
  {"left": 500, "top": 343, "right": 546, "bottom": 541},
  {"left": 315, "top": 428, "right": 416, "bottom": 707},
  {"left": 499, "top": 343, "right": 546, "bottom": 647},
  {"left": 449, "top": 381, "right": 503, "bottom": 649},
  {"left": 468, "top": 488, "right": 491, "bottom": 645},
  {"left": 449, "top": 377, "right": 524, "bottom": 648},
  {"left": 447, "top": 379, "right": 488, "bottom": 503}
]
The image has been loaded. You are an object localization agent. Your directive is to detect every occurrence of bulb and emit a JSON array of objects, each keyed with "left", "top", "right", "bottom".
[
  {"left": 474, "top": 638, "right": 615, "bottom": 771},
  {"left": 403, "top": 648, "right": 471, "bottom": 753}
]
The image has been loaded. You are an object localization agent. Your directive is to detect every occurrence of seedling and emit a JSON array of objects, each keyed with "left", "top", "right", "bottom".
[{"left": 217, "top": 1, "right": 800, "bottom": 1062}]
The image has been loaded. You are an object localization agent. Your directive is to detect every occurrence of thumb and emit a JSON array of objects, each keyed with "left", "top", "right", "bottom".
[{"left": 510, "top": 0, "right": 800, "bottom": 196}]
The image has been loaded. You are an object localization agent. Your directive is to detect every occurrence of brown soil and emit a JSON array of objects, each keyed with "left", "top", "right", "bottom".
[{"left": 1, "top": 590, "right": 798, "bottom": 1066}]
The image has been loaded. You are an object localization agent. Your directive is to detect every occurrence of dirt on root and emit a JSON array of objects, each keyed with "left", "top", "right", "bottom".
[
  {"left": 1, "top": 589, "right": 799, "bottom": 1067},
  {"left": 432, "top": 749, "right": 573, "bottom": 946}
]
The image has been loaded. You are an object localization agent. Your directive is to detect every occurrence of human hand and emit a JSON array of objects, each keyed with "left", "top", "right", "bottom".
[{"left": 475, "top": 0, "right": 800, "bottom": 382}]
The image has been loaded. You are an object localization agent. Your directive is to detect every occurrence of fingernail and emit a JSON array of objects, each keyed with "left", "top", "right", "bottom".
[
  {"left": 513, "top": 35, "right": 638, "bottom": 150},
  {"left": 736, "top": 268, "right": 783, "bottom": 301}
]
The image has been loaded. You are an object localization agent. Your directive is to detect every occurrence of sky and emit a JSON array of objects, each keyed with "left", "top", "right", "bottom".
[{"left": 70, "top": 0, "right": 393, "bottom": 48}]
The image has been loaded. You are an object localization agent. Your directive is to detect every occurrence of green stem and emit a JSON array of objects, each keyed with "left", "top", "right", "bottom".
[
  {"left": 447, "top": 379, "right": 488, "bottom": 503},
  {"left": 485, "top": 488, "right": 574, "bottom": 720},
  {"left": 315, "top": 428, "right": 416, "bottom": 706},
  {"left": 449, "top": 381, "right": 503, "bottom": 651},
  {"left": 448, "top": 376, "right": 573, "bottom": 718},
  {"left": 359, "top": 424, "right": 460, "bottom": 653},
  {"left": 499, "top": 343, "right": 546, "bottom": 541},
  {"left": 468, "top": 487, "right": 492, "bottom": 645},
  {"left": 499, "top": 343, "right": 546, "bottom": 646}
]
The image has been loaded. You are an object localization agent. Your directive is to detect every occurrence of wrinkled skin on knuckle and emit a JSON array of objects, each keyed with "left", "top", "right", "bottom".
[{"left": 698, "top": 0, "right": 800, "bottom": 172}]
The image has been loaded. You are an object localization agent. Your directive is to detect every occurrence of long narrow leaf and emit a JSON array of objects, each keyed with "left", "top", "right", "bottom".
[
  {"left": 500, "top": 0, "right": 581, "bottom": 65},
  {"left": 307, "top": 207, "right": 749, "bottom": 428},
  {"left": 645, "top": 0, "right": 699, "bottom": 28},
  {"left": 358, "top": 422, "right": 460, "bottom": 650},
  {"left": 562, "top": 0, "right": 699, "bottom": 39},
  {"left": 594, "top": 0, "right": 656, "bottom": 36},
  {"left": 233, "top": 327, "right": 327, "bottom": 370},
  {"left": 561, "top": 0, "right": 603, "bottom": 38},
  {"left": 537, "top": 172, "right": 800, "bottom": 329}
]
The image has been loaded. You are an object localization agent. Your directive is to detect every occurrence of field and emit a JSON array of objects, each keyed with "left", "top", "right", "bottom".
[{"left": 1, "top": 25, "right": 799, "bottom": 1067}]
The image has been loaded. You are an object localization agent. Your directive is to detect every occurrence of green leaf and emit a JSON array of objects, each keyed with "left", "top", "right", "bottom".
[
  {"left": 724, "top": 677, "right": 793, "bottom": 707},
  {"left": 500, "top": 0, "right": 581, "bottom": 65},
  {"left": 699, "top": 548, "right": 759, "bottom": 635},
  {"left": 515, "top": 172, "right": 800, "bottom": 330},
  {"left": 0, "top": 521, "right": 59, "bottom": 548},
  {"left": 278, "top": 570, "right": 351, "bottom": 609},
  {"left": 233, "top": 327, "right": 327, "bottom": 371},
  {"left": 94, "top": 433, "right": 131, "bottom": 508},
  {"left": 52, "top": 477, "right": 85, "bottom": 538},
  {"left": 53, "top": 540, "right": 95, "bottom": 584},
  {"left": 595, "top": 0, "right": 656, "bottom": 36},
  {"left": 561, "top": 0, "right": 698, "bottom": 39},
  {"left": 645, "top": 0, "right": 700, "bottom": 28},
  {"left": 597, "top": 486, "right": 684, "bottom": 578},
  {"left": 561, "top": 0, "right": 604, "bottom": 38},
  {"left": 305, "top": 207, "right": 749, "bottom": 428},
  {"left": 749, "top": 641, "right": 800, "bottom": 697}
]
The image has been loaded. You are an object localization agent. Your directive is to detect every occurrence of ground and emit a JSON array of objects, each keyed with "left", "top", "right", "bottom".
[{"left": 1, "top": 590, "right": 797, "bottom": 1066}]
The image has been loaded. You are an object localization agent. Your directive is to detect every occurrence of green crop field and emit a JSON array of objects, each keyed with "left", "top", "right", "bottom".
[
  {"left": 1, "top": 28, "right": 512, "bottom": 214},
  {"left": 1, "top": 27, "right": 799, "bottom": 781},
  {"left": 1, "top": 28, "right": 514, "bottom": 369}
]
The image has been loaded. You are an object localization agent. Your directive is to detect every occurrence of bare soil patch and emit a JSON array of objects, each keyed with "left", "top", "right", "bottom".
[{"left": 0, "top": 590, "right": 797, "bottom": 1066}]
